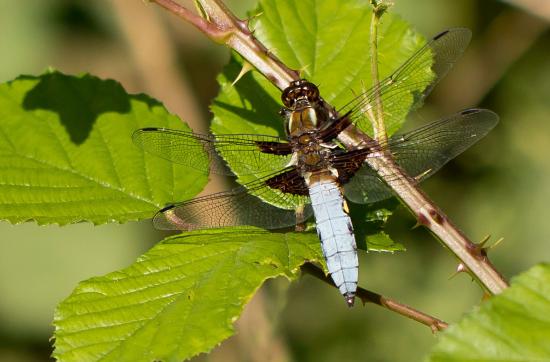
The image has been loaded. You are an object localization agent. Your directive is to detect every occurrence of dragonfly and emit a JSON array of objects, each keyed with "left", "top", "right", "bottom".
[{"left": 132, "top": 28, "right": 498, "bottom": 306}]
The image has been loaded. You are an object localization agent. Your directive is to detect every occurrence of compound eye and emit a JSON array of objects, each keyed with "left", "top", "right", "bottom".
[
  {"left": 281, "top": 80, "right": 319, "bottom": 107},
  {"left": 281, "top": 87, "right": 294, "bottom": 107},
  {"left": 282, "top": 93, "right": 294, "bottom": 107},
  {"left": 306, "top": 86, "right": 319, "bottom": 101}
]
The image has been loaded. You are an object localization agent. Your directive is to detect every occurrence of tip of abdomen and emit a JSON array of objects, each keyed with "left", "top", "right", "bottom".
[{"left": 344, "top": 293, "right": 355, "bottom": 307}]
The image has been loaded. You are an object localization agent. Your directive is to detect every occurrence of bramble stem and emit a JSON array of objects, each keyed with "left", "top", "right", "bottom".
[
  {"left": 150, "top": 0, "right": 509, "bottom": 294},
  {"left": 150, "top": 0, "right": 299, "bottom": 89},
  {"left": 363, "top": 153, "right": 509, "bottom": 293},
  {"left": 362, "top": 1, "right": 508, "bottom": 294},
  {"left": 302, "top": 264, "right": 448, "bottom": 332}
]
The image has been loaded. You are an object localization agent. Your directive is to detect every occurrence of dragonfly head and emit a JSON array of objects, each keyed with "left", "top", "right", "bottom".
[
  {"left": 281, "top": 79, "right": 320, "bottom": 109},
  {"left": 282, "top": 80, "right": 325, "bottom": 136}
]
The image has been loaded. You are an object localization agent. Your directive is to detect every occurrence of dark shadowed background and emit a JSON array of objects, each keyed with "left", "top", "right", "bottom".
[{"left": 0, "top": 0, "right": 549, "bottom": 361}]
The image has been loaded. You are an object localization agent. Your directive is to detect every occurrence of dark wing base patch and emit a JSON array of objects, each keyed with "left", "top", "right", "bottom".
[{"left": 265, "top": 169, "right": 309, "bottom": 196}]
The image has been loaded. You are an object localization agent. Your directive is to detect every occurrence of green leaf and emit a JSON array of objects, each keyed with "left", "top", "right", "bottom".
[
  {"left": 210, "top": 0, "right": 426, "bottom": 208},
  {"left": 350, "top": 198, "right": 405, "bottom": 252},
  {"left": 251, "top": 0, "right": 426, "bottom": 131},
  {"left": 53, "top": 228, "right": 323, "bottom": 362},
  {"left": 0, "top": 71, "right": 207, "bottom": 225},
  {"left": 427, "top": 263, "right": 550, "bottom": 362},
  {"left": 366, "top": 231, "right": 405, "bottom": 252}
]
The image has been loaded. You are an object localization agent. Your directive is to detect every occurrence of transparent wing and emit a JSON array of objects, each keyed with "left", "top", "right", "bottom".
[
  {"left": 132, "top": 128, "right": 292, "bottom": 176},
  {"left": 344, "top": 109, "right": 499, "bottom": 204},
  {"left": 338, "top": 28, "right": 472, "bottom": 133},
  {"left": 153, "top": 172, "right": 313, "bottom": 231}
]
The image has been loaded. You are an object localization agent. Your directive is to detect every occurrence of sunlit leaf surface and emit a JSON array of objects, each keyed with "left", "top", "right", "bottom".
[
  {"left": 0, "top": 71, "right": 206, "bottom": 225},
  {"left": 53, "top": 229, "right": 323, "bottom": 362},
  {"left": 427, "top": 264, "right": 550, "bottom": 362}
]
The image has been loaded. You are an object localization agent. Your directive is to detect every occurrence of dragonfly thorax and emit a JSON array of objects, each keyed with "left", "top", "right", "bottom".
[
  {"left": 292, "top": 135, "right": 336, "bottom": 172},
  {"left": 287, "top": 106, "right": 318, "bottom": 136}
]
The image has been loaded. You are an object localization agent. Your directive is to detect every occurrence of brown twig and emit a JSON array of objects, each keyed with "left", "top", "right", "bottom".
[
  {"left": 302, "top": 264, "right": 448, "bottom": 332},
  {"left": 150, "top": 0, "right": 299, "bottom": 90},
  {"left": 149, "top": 0, "right": 509, "bottom": 294}
]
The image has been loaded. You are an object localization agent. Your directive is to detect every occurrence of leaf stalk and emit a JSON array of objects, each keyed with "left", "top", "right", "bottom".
[{"left": 302, "top": 264, "right": 448, "bottom": 331}]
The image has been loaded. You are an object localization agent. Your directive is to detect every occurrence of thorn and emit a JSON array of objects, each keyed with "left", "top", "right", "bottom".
[
  {"left": 231, "top": 62, "right": 254, "bottom": 86},
  {"left": 235, "top": 15, "right": 256, "bottom": 34},
  {"left": 456, "top": 263, "right": 468, "bottom": 273},
  {"left": 430, "top": 324, "right": 438, "bottom": 334},
  {"left": 247, "top": 11, "right": 264, "bottom": 23},
  {"left": 416, "top": 213, "right": 431, "bottom": 227},
  {"left": 478, "top": 234, "right": 491, "bottom": 248},
  {"left": 357, "top": 294, "right": 368, "bottom": 306},
  {"left": 473, "top": 235, "right": 504, "bottom": 257},
  {"left": 448, "top": 270, "right": 460, "bottom": 280},
  {"left": 237, "top": 20, "right": 250, "bottom": 33},
  {"left": 449, "top": 263, "right": 469, "bottom": 280},
  {"left": 487, "top": 237, "right": 504, "bottom": 251},
  {"left": 411, "top": 221, "right": 422, "bottom": 229}
]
